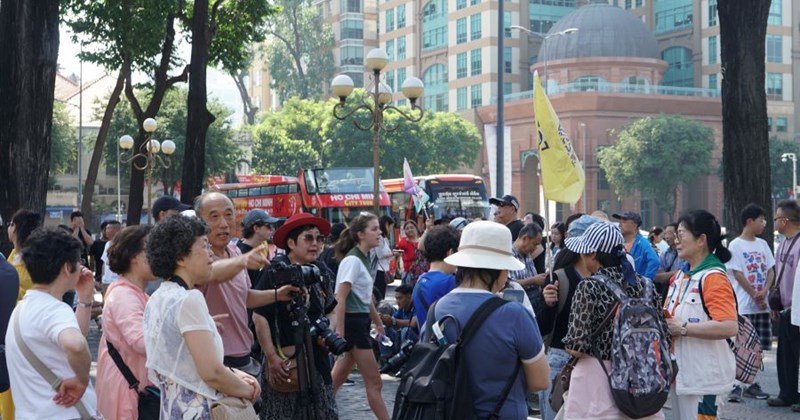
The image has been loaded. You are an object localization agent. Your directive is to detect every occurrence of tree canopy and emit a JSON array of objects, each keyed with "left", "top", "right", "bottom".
[
  {"left": 50, "top": 101, "right": 77, "bottom": 178},
  {"left": 769, "top": 138, "right": 800, "bottom": 200},
  {"left": 598, "top": 115, "right": 714, "bottom": 218},
  {"left": 251, "top": 91, "right": 483, "bottom": 178}
]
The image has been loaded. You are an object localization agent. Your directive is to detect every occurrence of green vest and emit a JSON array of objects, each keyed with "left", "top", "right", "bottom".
[{"left": 344, "top": 247, "right": 374, "bottom": 313}]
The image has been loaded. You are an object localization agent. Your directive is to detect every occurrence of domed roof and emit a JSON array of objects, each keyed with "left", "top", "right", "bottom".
[{"left": 539, "top": 3, "right": 660, "bottom": 62}]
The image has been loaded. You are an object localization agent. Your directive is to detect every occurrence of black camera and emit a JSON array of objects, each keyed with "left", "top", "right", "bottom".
[
  {"left": 271, "top": 262, "right": 322, "bottom": 289},
  {"left": 379, "top": 339, "right": 415, "bottom": 374},
  {"left": 310, "top": 317, "right": 350, "bottom": 355}
]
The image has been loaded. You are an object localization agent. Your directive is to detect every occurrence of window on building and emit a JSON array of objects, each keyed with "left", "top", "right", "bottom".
[
  {"left": 470, "top": 0, "right": 479, "bottom": 6},
  {"left": 386, "top": 70, "right": 395, "bottom": 90},
  {"left": 504, "top": 11, "right": 512, "bottom": 38},
  {"left": 661, "top": 46, "right": 694, "bottom": 87},
  {"left": 397, "top": 36, "right": 406, "bottom": 60},
  {"left": 397, "top": 5, "right": 406, "bottom": 28},
  {"left": 769, "top": 0, "right": 782, "bottom": 25},
  {"left": 640, "top": 199, "right": 650, "bottom": 227},
  {"left": 777, "top": 117, "right": 788, "bottom": 132},
  {"left": 572, "top": 75, "right": 607, "bottom": 91},
  {"left": 768, "top": 117, "right": 773, "bottom": 132},
  {"left": 767, "top": 35, "right": 782, "bottom": 63},
  {"left": 597, "top": 167, "right": 609, "bottom": 190},
  {"left": 341, "top": 0, "right": 361, "bottom": 13},
  {"left": 397, "top": 67, "right": 406, "bottom": 88},
  {"left": 345, "top": 71, "right": 364, "bottom": 87},
  {"left": 340, "top": 46, "right": 363, "bottom": 66},
  {"left": 457, "top": 18, "right": 467, "bottom": 44},
  {"left": 457, "top": 87, "right": 468, "bottom": 111},
  {"left": 471, "top": 49, "right": 482, "bottom": 76},
  {"left": 457, "top": 0, "right": 466, "bottom": 9},
  {"left": 708, "top": 36, "right": 717, "bottom": 65},
  {"left": 530, "top": 0, "right": 575, "bottom": 5},
  {"left": 767, "top": 72, "right": 783, "bottom": 100},
  {"left": 470, "top": 13, "right": 482, "bottom": 40},
  {"left": 422, "top": 64, "right": 448, "bottom": 112},
  {"left": 504, "top": 47, "right": 512, "bottom": 73},
  {"left": 386, "top": 40, "right": 394, "bottom": 62},
  {"left": 422, "top": 0, "right": 448, "bottom": 51},
  {"left": 470, "top": 84, "right": 482, "bottom": 108},
  {"left": 624, "top": 75, "right": 648, "bottom": 92},
  {"left": 503, "top": 82, "right": 513, "bottom": 94},
  {"left": 625, "top": 0, "right": 631, "bottom": 9},
  {"left": 635, "top": 0, "right": 642, "bottom": 7},
  {"left": 708, "top": 73, "right": 717, "bottom": 90},
  {"left": 457, "top": 53, "right": 468, "bottom": 78},
  {"left": 530, "top": 15, "right": 560, "bottom": 33},
  {"left": 340, "top": 19, "right": 363, "bottom": 40},
  {"left": 708, "top": 0, "right": 717, "bottom": 26},
  {"left": 386, "top": 8, "right": 394, "bottom": 32},
  {"left": 654, "top": 1, "right": 693, "bottom": 34}
]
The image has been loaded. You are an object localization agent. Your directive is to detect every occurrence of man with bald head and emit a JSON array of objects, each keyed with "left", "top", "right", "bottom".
[{"left": 195, "top": 192, "right": 298, "bottom": 376}]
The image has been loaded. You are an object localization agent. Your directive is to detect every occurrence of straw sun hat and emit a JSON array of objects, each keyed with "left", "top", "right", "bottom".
[{"left": 443, "top": 221, "right": 524, "bottom": 271}]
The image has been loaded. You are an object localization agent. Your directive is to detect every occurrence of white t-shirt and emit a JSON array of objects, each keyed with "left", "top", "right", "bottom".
[
  {"left": 5, "top": 290, "right": 99, "bottom": 419},
  {"left": 144, "top": 281, "right": 223, "bottom": 400},
  {"left": 101, "top": 240, "right": 119, "bottom": 284},
  {"left": 726, "top": 237, "right": 775, "bottom": 315},
  {"left": 336, "top": 255, "right": 375, "bottom": 311}
]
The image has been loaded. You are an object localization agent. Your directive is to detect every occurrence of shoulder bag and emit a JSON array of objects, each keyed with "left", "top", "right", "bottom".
[
  {"left": 543, "top": 268, "right": 570, "bottom": 348},
  {"left": 12, "top": 309, "right": 101, "bottom": 420},
  {"left": 769, "top": 233, "right": 800, "bottom": 311},
  {"left": 105, "top": 340, "right": 161, "bottom": 420}
]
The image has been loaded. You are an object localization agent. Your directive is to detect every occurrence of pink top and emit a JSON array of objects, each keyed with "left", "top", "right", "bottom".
[
  {"left": 202, "top": 243, "right": 253, "bottom": 357},
  {"left": 96, "top": 278, "right": 151, "bottom": 420}
]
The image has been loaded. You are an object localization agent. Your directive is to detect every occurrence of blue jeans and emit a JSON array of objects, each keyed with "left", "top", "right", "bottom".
[{"left": 538, "top": 347, "right": 572, "bottom": 420}]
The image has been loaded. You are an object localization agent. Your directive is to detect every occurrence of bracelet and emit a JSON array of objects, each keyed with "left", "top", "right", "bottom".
[{"left": 77, "top": 300, "right": 93, "bottom": 308}]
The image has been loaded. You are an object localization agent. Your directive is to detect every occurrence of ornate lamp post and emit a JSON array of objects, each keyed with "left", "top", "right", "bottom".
[
  {"left": 782, "top": 152, "right": 797, "bottom": 199},
  {"left": 331, "top": 48, "right": 425, "bottom": 214},
  {"left": 119, "top": 118, "right": 177, "bottom": 224}
]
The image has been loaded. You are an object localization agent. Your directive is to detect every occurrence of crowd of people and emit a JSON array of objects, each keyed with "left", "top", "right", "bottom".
[{"left": 1, "top": 192, "right": 799, "bottom": 419}]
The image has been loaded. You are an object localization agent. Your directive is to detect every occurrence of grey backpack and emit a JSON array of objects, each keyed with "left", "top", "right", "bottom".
[{"left": 595, "top": 276, "right": 673, "bottom": 419}]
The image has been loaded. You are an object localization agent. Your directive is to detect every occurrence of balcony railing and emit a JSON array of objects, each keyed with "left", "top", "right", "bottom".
[{"left": 491, "top": 81, "right": 721, "bottom": 104}]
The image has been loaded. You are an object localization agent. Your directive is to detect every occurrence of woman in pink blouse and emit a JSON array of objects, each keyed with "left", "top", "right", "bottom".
[{"left": 95, "top": 224, "right": 155, "bottom": 419}]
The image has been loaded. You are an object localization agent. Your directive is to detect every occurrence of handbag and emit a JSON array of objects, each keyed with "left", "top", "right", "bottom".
[
  {"left": 548, "top": 297, "right": 618, "bottom": 412},
  {"left": 770, "top": 232, "right": 800, "bottom": 311},
  {"left": 105, "top": 340, "right": 161, "bottom": 420},
  {"left": 266, "top": 349, "right": 299, "bottom": 393},
  {"left": 210, "top": 396, "right": 258, "bottom": 420},
  {"left": 12, "top": 310, "right": 101, "bottom": 420}
]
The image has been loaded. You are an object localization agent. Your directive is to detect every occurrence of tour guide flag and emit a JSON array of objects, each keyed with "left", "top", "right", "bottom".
[
  {"left": 533, "top": 71, "right": 585, "bottom": 204},
  {"left": 403, "top": 158, "right": 429, "bottom": 213}
]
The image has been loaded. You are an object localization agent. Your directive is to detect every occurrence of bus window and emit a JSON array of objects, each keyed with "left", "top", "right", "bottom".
[
  {"left": 237, "top": 189, "right": 248, "bottom": 197},
  {"left": 260, "top": 186, "right": 274, "bottom": 195},
  {"left": 227, "top": 190, "right": 237, "bottom": 198},
  {"left": 304, "top": 169, "right": 318, "bottom": 193},
  {"left": 249, "top": 187, "right": 260, "bottom": 196},
  {"left": 289, "top": 184, "right": 298, "bottom": 193},
  {"left": 276, "top": 185, "right": 288, "bottom": 194}
]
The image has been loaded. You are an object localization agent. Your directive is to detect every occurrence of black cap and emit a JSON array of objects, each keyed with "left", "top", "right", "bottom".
[
  {"left": 489, "top": 194, "right": 520, "bottom": 210},
  {"left": 152, "top": 196, "right": 191, "bottom": 220},
  {"left": 612, "top": 211, "right": 642, "bottom": 227}
]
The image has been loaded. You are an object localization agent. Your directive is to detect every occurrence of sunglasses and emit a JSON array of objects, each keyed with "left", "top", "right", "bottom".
[{"left": 300, "top": 234, "right": 326, "bottom": 244}]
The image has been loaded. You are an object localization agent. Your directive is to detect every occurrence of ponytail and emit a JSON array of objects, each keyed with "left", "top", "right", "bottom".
[
  {"left": 333, "top": 212, "right": 378, "bottom": 261},
  {"left": 678, "top": 209, "right": 731, "bottom": 263}
]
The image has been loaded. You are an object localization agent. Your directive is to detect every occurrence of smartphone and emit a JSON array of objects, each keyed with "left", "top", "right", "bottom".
[{"left": 502, "top": 289, "right": 525, "bottom": 303}]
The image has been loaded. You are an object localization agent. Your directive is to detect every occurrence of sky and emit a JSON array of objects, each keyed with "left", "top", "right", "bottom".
[{"left": 57, "top": 24, "right": 246, "bottom": 127}]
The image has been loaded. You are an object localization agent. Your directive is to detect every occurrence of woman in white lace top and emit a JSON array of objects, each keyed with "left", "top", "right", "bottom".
[{"left": 143, "top": 216, "right": 259, "bottom": 418}]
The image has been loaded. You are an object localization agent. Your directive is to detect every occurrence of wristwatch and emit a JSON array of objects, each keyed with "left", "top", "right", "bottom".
[{"left": 680, "top": 322, "right": 688, "bottom": 336}]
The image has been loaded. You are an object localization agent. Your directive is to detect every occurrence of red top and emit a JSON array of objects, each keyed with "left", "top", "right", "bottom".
[{"left": 396, "top": 238, "right": 419, "bottom": 270}]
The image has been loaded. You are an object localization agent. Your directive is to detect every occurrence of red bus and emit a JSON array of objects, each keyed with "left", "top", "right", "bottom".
[
  {"left": 215, "top": 167, "right": 391, "bottom": 230},
  {"left": 382, "top": 174, "right": 490, "bottom": 226}
]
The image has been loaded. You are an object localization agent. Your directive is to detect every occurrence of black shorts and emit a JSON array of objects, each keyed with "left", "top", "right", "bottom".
[{"left": 344, "top": 313, "right": 372, "bottom": 350}]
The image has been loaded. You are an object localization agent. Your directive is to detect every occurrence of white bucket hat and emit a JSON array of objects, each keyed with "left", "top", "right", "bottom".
[{"left": 444, "top": 221, "right": 525, "bottom": 271}]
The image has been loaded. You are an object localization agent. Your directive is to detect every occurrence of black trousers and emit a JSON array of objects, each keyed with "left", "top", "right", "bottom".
[{"left": 777, "top": 310, "right": 800, "bottom": 403}]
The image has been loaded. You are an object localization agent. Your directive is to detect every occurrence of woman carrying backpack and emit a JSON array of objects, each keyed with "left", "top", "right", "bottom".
[
  {"left": 423, "top": 221, "right": 550, "bottom": 418},
  {"left": 664, "top": 210, "right": 737, "bottom": 419},
  {"left": 562, "top": 222, "right": 670, "bottom": 419}
]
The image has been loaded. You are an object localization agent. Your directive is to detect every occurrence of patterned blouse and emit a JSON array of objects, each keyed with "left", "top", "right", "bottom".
[{"left": 563, "top": 267, "right": 669, "bottom": 360}]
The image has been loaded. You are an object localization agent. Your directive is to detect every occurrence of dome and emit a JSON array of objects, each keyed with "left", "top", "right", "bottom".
[{"left": 539, "top": 3, "right": 660, "bottom": 63}]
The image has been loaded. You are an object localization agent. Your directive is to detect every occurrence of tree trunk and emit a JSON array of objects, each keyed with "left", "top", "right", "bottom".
[
  {"left": 719, "top": 2, "right": 772, "bottom": 242},
  {"left": 181, "top": 0, "right": 216, "bottom": 204},
  {"left": 80, "top": 68, "right": 127, "bottom": 221},
  {"left": 0, "top": 0, "right": 60, "bottom": 242},
  {"left": 232, "top": 70, "right": 258, "bottom": 125}
]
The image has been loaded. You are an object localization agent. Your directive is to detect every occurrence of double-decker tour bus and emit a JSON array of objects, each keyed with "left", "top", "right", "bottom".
[
  {"left": 215, "top": 167, "right": 391, "bottom": 230},
  {"left": 382, "top": 174, "right": 490, "bottom": 226}
]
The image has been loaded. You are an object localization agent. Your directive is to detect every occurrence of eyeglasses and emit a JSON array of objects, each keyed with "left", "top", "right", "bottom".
[
  {"left": 300, "top": 234, "right": 326, "bottom": 244},
  {"left": 775, "top": 217, "right": 790, "bottom": 222}
]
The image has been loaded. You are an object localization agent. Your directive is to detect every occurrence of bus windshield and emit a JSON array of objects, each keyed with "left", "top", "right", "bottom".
[
  {"left": 427, "top": 181, "right": 490, "bottom": 220},
  {"left": 313, "top": 167, "right": 382, "bottom": 194}
]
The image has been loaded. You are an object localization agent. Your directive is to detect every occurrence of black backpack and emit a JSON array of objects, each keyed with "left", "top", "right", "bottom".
[{"left": 391, "top": 297, "right": 521, "bottom": 420}]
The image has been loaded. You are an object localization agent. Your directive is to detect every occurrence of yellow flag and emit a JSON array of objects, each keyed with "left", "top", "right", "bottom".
[{"left": 533, "top": 72, "right": 585, "bottom": 204}]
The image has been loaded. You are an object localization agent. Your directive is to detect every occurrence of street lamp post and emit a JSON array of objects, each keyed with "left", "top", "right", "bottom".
[
  {"left": 119, "top": 118, "right": 177, "bottom": 225},
  {"left": 510, "top": 25, "right": 579, "bottom": 92},
  {"left": 331, "top": 48, "right": 425, "bottom": 215},
  {"left": 782, "top": 152, "right": 797, "bottom": 199}
]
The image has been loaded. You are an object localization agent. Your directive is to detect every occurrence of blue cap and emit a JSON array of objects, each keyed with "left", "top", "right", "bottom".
[{"left": 566, "top": 215, "right": 603, "bottom": 238}]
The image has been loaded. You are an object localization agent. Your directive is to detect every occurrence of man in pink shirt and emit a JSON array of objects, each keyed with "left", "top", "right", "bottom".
[{"left": 196, "top": 192, "right": 298, "bottom": 375}]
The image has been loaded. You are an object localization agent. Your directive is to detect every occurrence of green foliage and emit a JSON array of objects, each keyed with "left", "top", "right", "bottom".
[
  {"left": 104, "top": 88, "right": 241, "bottom": 193},
  {"left": 769, "top": 138, "right": 800, "bottom": 199},
  {"left": 209, "top": 0, "right": 279, "bottom": 73},
  {"left": 50, "top": 101, "right": 76, "bottom": 176},
  {"left": 251, "top": 90, "right": 483, "bottom": 178},
  {"left": 264, "top": 0, "right": 336, "bottom": 101},
  {"left": 598, "top": 115, "right": 714, "bottom": 217}
]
